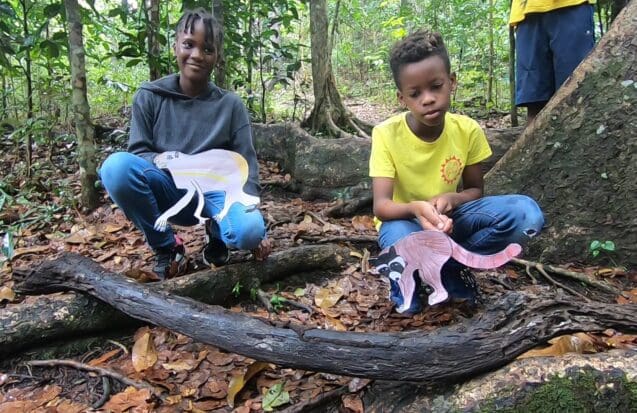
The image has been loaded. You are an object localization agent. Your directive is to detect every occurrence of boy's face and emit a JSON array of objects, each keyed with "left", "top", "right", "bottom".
[
  {"left": 396, "top": 55, "right": 456, "bottom": 128},
  {"left": 174, "top": 20, "right": 217, "bottom": 84}
]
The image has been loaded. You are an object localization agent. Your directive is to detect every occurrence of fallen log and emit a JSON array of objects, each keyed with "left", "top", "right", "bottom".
[
  {"left": 1, "top": 244, "right": 347, "bottom": 358},
  {"left": 14, "top": 253, "right": 637, "bottom": 382},
  {"left": 362, "top": 350, "right": 637, "bottom": 412}
]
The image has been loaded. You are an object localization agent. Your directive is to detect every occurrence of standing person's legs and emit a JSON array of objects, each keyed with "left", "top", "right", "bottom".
[
  {"left": 547, "top": 4, "right": 595, "bottom": 88},
  {"left": 515, "top": 13, "right": 553, "bottom": 123}
]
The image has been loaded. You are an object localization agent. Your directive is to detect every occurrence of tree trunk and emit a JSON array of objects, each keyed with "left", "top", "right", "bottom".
[
  {"left": 509, "top": 7, "right": 518, "bottom": 127},
  {"left": 485, "top": 0, "right": 637, "bottom": 267},
  {"left": 145, "top": 0, "right": 161, "bottom": 80},
  {"left": 1, "top": 245, "right": 346, "bottom": 358},
  {"left": 14, "top": 254, "right": 637, "bottom": 382},
  {"left": 20, "top": 0, "right": 33, "bottom": 173},
  {"left": 302, "top": 0, "right": 372, "bottom": 138},
  {"left": 65, "top": 0, "right": 99, "bottom": 210},
  {"left": 212, "top": 0, "right": 226, "bottom": 88}
]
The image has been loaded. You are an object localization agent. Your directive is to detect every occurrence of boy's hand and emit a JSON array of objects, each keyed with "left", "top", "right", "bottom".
[
  {"left": 410, "top": 201, "right": 453, "bottom": 234},
  {"left": 429, "top": 193, "right": 457, "bottom": 215}
]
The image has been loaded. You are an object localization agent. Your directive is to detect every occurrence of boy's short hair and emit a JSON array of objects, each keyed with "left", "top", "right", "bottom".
[
  {"left": 389, "top": 30, "right": 451, "bottom": 89},
  {"left": 176, "top": 9, "right": 224, "bottom": 59}
]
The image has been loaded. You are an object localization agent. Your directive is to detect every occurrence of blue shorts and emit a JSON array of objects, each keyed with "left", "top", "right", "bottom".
[{"left": 515, "top": 3, "right": 595, "bottom": 107}]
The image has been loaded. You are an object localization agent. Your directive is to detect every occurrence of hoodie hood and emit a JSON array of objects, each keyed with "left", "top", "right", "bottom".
[{"left": 139, "top": 74, "right": 221, "bottom": 100}]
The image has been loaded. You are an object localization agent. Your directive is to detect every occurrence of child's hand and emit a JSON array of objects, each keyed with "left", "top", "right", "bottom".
[
  {"left": 429, "top": 194, "right": 457, "bottom": 215},
  {"left": 410, "top": 201, "right": 453, "bottom": 233}
]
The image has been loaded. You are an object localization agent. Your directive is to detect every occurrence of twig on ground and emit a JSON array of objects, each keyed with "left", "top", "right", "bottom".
[
  {"left": 92, "top": 376, "right": 111, "bottom": 409},
  {"left": 280, "top": 386, "right": 348, "bottom": 413},
  {"left": 523, "top": 262, "right": 538, "bottom": 284},
  {"left": 324, "top": 196, "right": 373, "bottom": 218},
  {"left": 257, "top": 289, "right": 313, "bottom": 314},
  {"left": 511, "top": 257, "right": 623, "bottom": 296},
  {"left": 305, "top": 210, "right": 329, "bottom": 226},
  {"left": 298, "top": 235, "right": 377, "bottom": 244},
  {"left": 107, "top": 339, "right": 129, "bottom": 355},
  {"left": 26, "top": 359, "right": 162, "bottom": 399},
  {"left": 534, "top": 265, "right": 592, "bottom": 302}
]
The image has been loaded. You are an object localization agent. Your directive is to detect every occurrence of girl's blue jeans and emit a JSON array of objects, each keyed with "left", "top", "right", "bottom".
[
  {"left": 378, "top": 195, "right": 544, "bottom": 311},
  {"left": 99, "top": 152, "right": 266, "bottom": 251}
]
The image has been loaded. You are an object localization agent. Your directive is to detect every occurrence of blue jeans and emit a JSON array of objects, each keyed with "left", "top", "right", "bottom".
[
  {"left": 100, "top": 152, "right": 266, "bottom": 251},
  {"left": 378, "top": 195, "right": 544, "bottom": 310}
]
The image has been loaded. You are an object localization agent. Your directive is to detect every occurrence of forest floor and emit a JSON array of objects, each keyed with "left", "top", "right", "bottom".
[{"left": 0, "top": 107, "right": 636, "bottom": 412}]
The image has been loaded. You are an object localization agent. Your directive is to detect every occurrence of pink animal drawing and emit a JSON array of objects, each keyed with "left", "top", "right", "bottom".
[{"left": 372, "top": 230, "right": 521, "bottom": 313}]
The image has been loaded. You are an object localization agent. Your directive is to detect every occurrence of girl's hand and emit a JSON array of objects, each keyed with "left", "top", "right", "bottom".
[{"left": 410, "top": 201, "right": 453, "bottom": 233}]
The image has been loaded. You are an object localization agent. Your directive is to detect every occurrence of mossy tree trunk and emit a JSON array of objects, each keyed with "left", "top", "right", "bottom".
[
  {"left": 303, "top": 0, "right": 373, "bottom": 138},
  {"left": 145, "top": 0, "right": 161, "bottom": 80},
  {"left": 486, "top": 0, "right": 637, "bottom": 267},
  {"left": 65, "top": 0, "right": 99, "bottom": 210}
]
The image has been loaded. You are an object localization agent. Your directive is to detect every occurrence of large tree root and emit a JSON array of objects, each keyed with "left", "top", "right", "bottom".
[
  {"left": 13, "top": 253, "right": 637, "bottom": 383},
  {"left": 1, "top": 245, "right": 347, "bottom": 358}
]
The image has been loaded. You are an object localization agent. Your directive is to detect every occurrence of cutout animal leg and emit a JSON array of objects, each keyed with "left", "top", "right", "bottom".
[
  {"left": 192, "top": 181, "right": 207, "bottom": 226},
  {"left": 449, "top": 239, "right": 522, "bottom": 269},
  {"left": 396, "top": 267, "right": 418, "bottom": 313},
  {"left": 153, "top": 186, "right": 196, "bottom": 232}
]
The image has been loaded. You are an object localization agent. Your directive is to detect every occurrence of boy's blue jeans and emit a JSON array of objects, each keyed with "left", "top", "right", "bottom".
[
  {"left": 100, "top": 152, "right": 266, "bottom": 251},
  {"left": 378, "top": 195, "right": 544, "bottom": 312}
]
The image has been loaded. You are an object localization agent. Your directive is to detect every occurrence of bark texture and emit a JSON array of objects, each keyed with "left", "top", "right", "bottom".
[
  {"left": 361, "top": 350, "right": 637, "bottom": 412},
  {"left": 14, "top": 256, "right": 637, "bottom": 382},
  {"left": 1, "top": 245, "right": 347, "bottom": 358},
  {"left": 486, "top": 2, "right": 637, "bottom": 266},
  {"left": 65, "top": 0, "right": 99, "bottom": 209}
]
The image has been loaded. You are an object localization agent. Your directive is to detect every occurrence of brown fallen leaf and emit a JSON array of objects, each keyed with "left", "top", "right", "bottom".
[
  {"left": 0, "top": 286, "right": 15, "bottom": 303},
  {"left": 88, "top": 348, "right": 121, "bottom": 366},
  {"left": 315, "top": 287, "right": 343, "bottom": 309},
  {"left": 102, "top": 387, "right": 153, "bottom": 413},
  {"left": 518, "top": 333, "right": 597, "bottom": 359},
  {"left": 342, "top": 394, "right": 364, "bottom": 413},
  {"left": 132, "top": 330, "right": 158, "bottom": 372},
  {"left": 227, "top": 361, "right": 272, "bottom": 408}
]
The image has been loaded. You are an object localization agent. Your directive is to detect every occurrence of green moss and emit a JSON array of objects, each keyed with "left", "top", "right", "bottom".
[{"left": 479, "top": 367, "right": 637, "bottom": 413}]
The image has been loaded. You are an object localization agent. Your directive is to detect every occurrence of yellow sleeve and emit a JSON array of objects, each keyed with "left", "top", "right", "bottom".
[
  {"left": 466, "top": 122, "right": 492, "bottom": 165},
  {"left": 369, "top": 125, "right": 395, "bottom": 178}
]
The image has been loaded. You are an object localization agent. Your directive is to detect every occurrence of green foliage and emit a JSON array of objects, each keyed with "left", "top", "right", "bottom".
[
  {"left": 270, "top": 293, "right": 285, "bottom": 311},
  {"left": 589, "top": 239, "right": 616, "bottom": 257},
  {"left": 262, "top": 382, "right": 290, "bottom": 411},
  {"left": 232, "top": 281, "right": 242, "bottom": 297}
]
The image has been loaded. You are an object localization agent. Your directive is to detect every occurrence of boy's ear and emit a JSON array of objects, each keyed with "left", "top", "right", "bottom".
[
  {"left": 449, "top": 72, "right": 457, "bottom": 91},
  {"left": 396, "top": 90, "right": 405, "bottom": 107}
]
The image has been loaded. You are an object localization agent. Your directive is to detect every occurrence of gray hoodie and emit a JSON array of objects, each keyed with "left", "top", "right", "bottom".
[{"left": 128, "top": 74, "right": 260, "bottom": 196}]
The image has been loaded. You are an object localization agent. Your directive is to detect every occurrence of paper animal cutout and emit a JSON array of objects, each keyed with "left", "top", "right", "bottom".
[
  {"left": 372, "top": 230, "right": 521, "bottom": 313},
  {"left": 153, "top": 149, "right": 260, "bottom": 231}
]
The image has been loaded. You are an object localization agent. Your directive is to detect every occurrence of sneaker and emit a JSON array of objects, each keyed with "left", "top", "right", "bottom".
[
  {"left": 441, "top": 262, "right": 480, "bottom": 305},
  {"left": 202, "top": 222, "right": 229, "bottom": 267},
  {"left": 152, "top": 235, "right": 187, "bottom": 280}
]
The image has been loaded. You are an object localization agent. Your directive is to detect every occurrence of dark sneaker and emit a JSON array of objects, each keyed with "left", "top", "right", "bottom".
[
  {"left": 152, "top": 235, "right": 187, "bottom": 280},
  {"left": 202, "top": 222, "right": 229, "bottom": 267},
  {"left": 441, "top": 263, "right": 480, "bottom": 305}
]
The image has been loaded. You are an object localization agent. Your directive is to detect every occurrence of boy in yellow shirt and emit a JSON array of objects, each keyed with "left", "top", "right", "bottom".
[
  {"left": 510, "top": 0, "right": 596, "bottom": 123},
  {"left": 369, "top": 30, "right": 544, "bottom": 314}
]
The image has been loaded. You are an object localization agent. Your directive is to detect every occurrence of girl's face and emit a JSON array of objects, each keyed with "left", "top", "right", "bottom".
[{"left": 173, "top": 19, "right": 217, "bottom": 85}]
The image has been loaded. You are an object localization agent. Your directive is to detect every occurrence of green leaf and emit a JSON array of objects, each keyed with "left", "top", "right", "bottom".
[
  {"left": 601, "top": 241, "right": 615, "bottom": 251},
  {"left": 293, "top": 288, "right": 305, "bottom": 297},
  {"left": 592, "top": 250, "right": 600, "bottom": 257},
  {"left": 589, "top": 240, "right": 601, "bottom": 251},
  {"left": 43, "top": 3, "right": 63, "bottom": 18},
  {"left": 39, "top": 39, "right": 60, "bottom": 58},
  {"left": 262, "top": 382, "right": 290, "bottom": 411}
]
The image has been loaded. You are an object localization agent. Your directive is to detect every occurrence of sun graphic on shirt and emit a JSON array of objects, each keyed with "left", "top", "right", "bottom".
[{"left": 440, "top": 155, "right": 463, "bottom": 184}]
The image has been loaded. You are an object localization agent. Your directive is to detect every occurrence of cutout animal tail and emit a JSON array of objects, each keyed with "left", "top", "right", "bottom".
[
  {"left": 153, "top": 186, "right": 197, "bottom": 232},
  {"left": 192, "top": 181, "right": 207, "bottom": 225},
  {"left": 450, "top": 239, "right": 522, "bottom": 269}
]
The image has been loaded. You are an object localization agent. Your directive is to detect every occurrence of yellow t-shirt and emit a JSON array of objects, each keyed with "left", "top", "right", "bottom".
[
  {"left": 509, "top": 0, "right": 595, "bottom": 26},
  {"left": 369, "top": 112, "right": 492, "bottom": 227}
]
